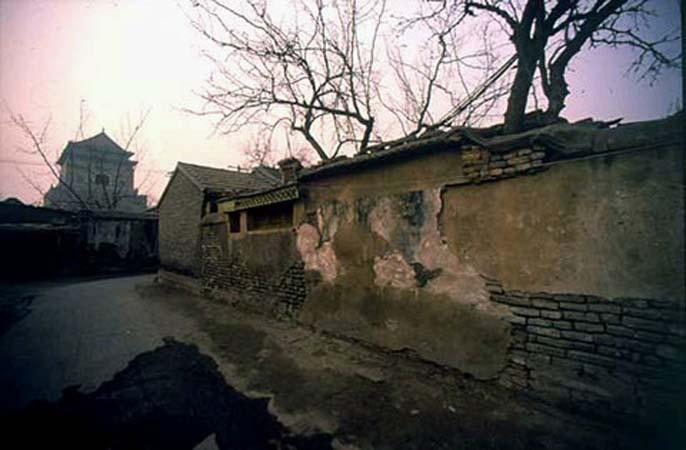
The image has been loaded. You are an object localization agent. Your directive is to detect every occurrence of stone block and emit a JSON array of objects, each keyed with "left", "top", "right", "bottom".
[
  {"left": 623, "top": 307, "right": 663, "bottom": 320},
  {"left": 527, "top": 342, "right": 565, "bottom": 357},
  {"left": 510, "top": 350, "right": 528, "bottom": 366},
  {"left": 607, "top": 325, "right": 635, "bottom": 337},
  {"left": 532, "top": 298, "right": 559, "bottom": 310},
  {"left": 561, "top": 330, "right": 595, "bottom": 343},
  {"left": 597, "top": 345, "right": 623, "bottom": 358},
  {"left": 553, "top": 294, "right": 586, "bottom": 303},
  {"left": 528, "top": 352, "right": 552, "bottom": 365},
  {"left": 588, "top": 303, "right": 621, "bottom": 314},
  {"left": 527, "top": 326, "right": 561, "bottom": 338},
  {"left": 541, "top": 310, "right": 562, "bottom": 319},
  {"left": 506, "top": 315, "right": 527, "bottom": 325},
  {"left": 619, "top": 298, "right": 648, "bottom": 309},
  {"left": 574, "top": 322, "right": 605, "bottom": 333},
  {"left": 492, "top": 294, "right": 530, "bottom": 307},
  {"left": 560, "top": 302, "right": 588, "bottom": 311},
  {"left": 623, "top": 316, "right": 665, "bottom": 333},
  {"left": 595, "top": 335, "right": 618, "bottom": 347},
  {"left": 600, "top": 313, "right": 621, "bottom": 324},
  {"left": 540, "top": 336, "right": 594, "bottom": 352},
  {"left": 584, "top": 313, "right": 601, "bottom": 323},
  {"left": 503, "top": 151, "right": 517, "bottom": 160},
  {"left": 485, "top": 283, "right": 504, "bottom": 294},
  {"left": 529, "top": 318, "right": 553, "bottom": 327},
  {"left": 511, "top": 306, "right": 540, "bottom": 317},
  {"left": 552, "top": 320, "right": 573, "bottom": 330}
]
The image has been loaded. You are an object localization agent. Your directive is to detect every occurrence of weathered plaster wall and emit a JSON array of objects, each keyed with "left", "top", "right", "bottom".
[
  {"left": 305, "top": 148, "right": 464, "bottom": 204},
  {"left": 440, "top": 146, "right": 685, "bottom": 301},
  {"left": 196, "top": 126, "right": 684, "bottom": 420},
  {"left": 297, "top": 186, "right": 512, "bottom": 379},
  {"left": 159, "top": 172, "right": 202, "bottom": 276}
]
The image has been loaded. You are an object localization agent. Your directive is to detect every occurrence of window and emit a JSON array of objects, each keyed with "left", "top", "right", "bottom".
[
  {"left": 246, "top": 202, "right": 293, "bottom": 232},
  {"left": 228, "top": 212, "right": 241, "bottom": 233},
  {"left": 95, "top": 173, "right": 110, "bottom": 186}
]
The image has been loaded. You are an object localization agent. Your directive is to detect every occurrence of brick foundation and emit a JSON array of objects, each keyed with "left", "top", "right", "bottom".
[
  {"left": 485, "top": 277, "right": 686, "bottom": 422},
  {"left": 200, "top": 223, "right": 307, "bottom": 319}
]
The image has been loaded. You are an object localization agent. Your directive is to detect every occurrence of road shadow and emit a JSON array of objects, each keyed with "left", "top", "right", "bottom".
[
  {"left": 0, "top": 294, "right": 33, "bottom": 336},
  {"left": 1, "top": 337, "right": 332, "bottom": 450}
]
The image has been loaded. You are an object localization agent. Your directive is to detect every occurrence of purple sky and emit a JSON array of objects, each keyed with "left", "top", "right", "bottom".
[{"left": 0, "top": 0, "right": 681, "bottom": 205}]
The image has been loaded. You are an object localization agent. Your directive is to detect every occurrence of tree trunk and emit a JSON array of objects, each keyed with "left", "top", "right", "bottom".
[
  {"left": 544, "top": 64, "right": 569, "bottom": 119},
  {"left": 503, "top": 55, "right": 537, "bottom": 134}
]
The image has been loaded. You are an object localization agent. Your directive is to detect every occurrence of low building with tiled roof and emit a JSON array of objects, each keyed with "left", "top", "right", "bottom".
[{"left": 157, "top": 161, "right": 283, "bottom": 276}]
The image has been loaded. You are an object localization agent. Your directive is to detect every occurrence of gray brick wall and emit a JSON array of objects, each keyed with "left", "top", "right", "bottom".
[
  {"left": 200, "top": 222, "right": 306, "bottom": 318},
  {"left": 159, "top": 172, "right": 202, "bottom": 276},
  {"left": 485, "top": 277, "right": 686, "bottom": 423}
]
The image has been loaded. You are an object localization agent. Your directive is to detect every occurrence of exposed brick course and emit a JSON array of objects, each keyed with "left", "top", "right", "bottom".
[
  {"left": 462, "top": 144, "right": 547, "bottom": 183},
  {"left": 200, "top": 222, "right": 306, "bottom": 319},
  {"left": 493, "top": 285, "right": 686, "bottom": 422}
]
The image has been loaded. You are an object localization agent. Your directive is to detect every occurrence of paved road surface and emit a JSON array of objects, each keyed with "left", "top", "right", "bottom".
[{"left": 0, "top": 275, "right": 165, "bottom": 411}]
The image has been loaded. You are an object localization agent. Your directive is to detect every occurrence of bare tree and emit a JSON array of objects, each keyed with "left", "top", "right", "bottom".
[
  {"left": 188, "top": 0, "right": 510, "bottom": 161},
  {"left": 385, "top": 2, "right": 515, "bottom": 137},
  {"left": 5, "top": 103, "right": 153, "bottom": 211},
  {"left": 441, "top": 0, "right": 682, "bottom": 133},
  {"left": 187, "top": 0, "right": 391, "bottom": 160}
]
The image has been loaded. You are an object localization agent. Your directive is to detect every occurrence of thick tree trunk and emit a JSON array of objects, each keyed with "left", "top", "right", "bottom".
[
  {"left": 503, "top": 55, "right": 537, "bottom": 134},
  {"left": 544, "top": 65, "right": 569, "bottom": 119}
]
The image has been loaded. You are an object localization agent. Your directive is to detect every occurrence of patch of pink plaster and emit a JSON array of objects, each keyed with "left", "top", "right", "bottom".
[
  {"left": 296, "top": 223, "right": 338, "bottom": 282},
  {"left": 413, "top": 189, "right": 500, "bottom": 313},
  {"left": 373, "top": 251, "right": 417, "bottom": 290}
]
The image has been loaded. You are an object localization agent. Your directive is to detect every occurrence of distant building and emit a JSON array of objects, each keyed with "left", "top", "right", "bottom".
[{"left": 44, "top": 131, "right": 147, "bottom": 212}]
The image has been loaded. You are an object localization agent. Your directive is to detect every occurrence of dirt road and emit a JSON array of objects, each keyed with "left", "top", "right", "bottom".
[{"left": 0, "top": 275, "right": 665, "bottom": 449}]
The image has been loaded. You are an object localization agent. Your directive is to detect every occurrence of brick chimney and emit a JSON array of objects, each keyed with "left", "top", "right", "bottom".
[{"left": 277, "top": 157, "right": 302, "bottom": 183}]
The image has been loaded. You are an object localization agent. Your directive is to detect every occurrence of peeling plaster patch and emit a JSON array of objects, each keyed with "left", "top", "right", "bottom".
[
  {"left": 373, "top": 251, "right": 417, "bottom": 290},
  {"left": 414, "top": 189, "right": 500, "bottom": 312},
  {"left": 296, "top": 223, "right": 338, "bottom": 282},
  {"left": 367, "top": 196, "right": 395, "bottom": 243},
  {"left": 361, "top": 189, "right": 494, "bottom": 309},
  {"left": 316, "top": 203, "right": 340, "bottom": 242}
]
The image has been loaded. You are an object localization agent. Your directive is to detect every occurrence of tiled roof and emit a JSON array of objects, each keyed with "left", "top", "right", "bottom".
[
  {"left": 177, "top": 162, "right": 281, "bottom": 194},
  {"left": 219, "top": 184, "right": 299, "bottom": 212},
  {"left": 58, "top": 132, "right": 132, "bottom": 165}
]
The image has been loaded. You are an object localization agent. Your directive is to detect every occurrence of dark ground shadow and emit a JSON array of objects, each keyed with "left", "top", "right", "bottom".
[
  {"left": 1, "top": 338, "right": 332, "bottom": 450},
  {"left": 0, "top": 294, "right": 33, "bottom": 336}
]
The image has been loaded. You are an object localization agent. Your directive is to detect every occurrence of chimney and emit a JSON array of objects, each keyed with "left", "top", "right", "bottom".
[{"left": 277, "top": 157, "right": 302, "bottom": 183}]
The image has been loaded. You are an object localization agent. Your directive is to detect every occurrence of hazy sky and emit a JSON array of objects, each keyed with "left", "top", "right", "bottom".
[{"left": 0, "top": 0, "right": 681, "bottom": 205}]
